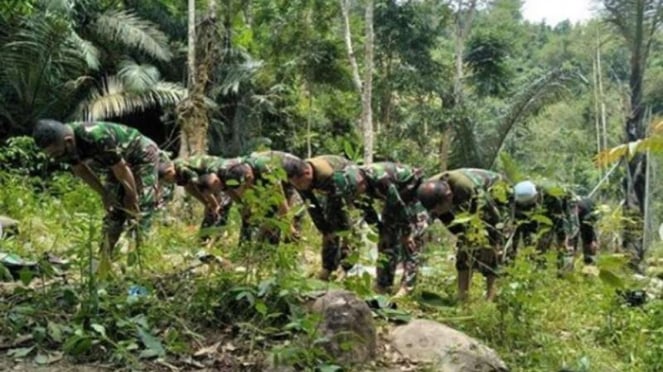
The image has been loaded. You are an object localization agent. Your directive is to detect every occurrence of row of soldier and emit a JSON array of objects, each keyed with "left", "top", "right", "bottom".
[{"left": 31, "top": 120, "right": 598, "bottom": 300}]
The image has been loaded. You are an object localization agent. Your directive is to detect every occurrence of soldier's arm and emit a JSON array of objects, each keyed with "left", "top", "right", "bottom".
[
  {"left": 110, "top": 160, "right": 139, "bottom": 204},
  {"left": 563, "top": 198, "right": 580, "bottom": 248},
  {"left": 72, "top": 163, "right": 106, "bottom": 197},
  {"left": 184, "top": 183, "right": 218, "bottom": 209}
]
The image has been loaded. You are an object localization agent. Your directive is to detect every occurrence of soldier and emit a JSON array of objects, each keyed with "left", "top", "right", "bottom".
[
  {"left": 199, "top": 151, "right": 304, "bottom": 245},
  {"left": 158, "top": 155, "right": 242, "bottom": 242},
  {"left": 511, "top": 180, "right": 579, "bottom": 269},
  {"left": 32, "top": 119, "right": 161, "bottom": 259},
  {"left": 571, "top": 196, "right": 599, "bottom": 265},
  {"left": 331, "top": 162, "right": 428, "bottom": 297},
  {"left": 416, "top": 168, "right": 510, "bottom": 301},
  {"left": 286, "top": 155, "right": 354, "bottom": 280}
]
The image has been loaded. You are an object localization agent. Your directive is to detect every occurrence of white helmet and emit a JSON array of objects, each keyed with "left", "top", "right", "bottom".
[{"left": 514, "top": 180, "right": 538, "bottom": 205}]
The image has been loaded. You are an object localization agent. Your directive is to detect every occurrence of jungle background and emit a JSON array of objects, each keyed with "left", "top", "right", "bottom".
[{"left": 2, "top": 0, "right": 663, "bottom": 371}]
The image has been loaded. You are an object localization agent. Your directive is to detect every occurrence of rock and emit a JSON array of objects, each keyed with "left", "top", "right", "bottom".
[
  {"left": 310, "top": 290, "right": 377, "bottom": 365},
  {"left": 0, "top": 216, "right": 19, "bottom": 237},
  {"left": 390, "top": 319, "right": 508, "bottom": 372}
]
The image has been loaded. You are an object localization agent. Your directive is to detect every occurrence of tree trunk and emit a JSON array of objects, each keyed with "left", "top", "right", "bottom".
[
  {"left": 340, "top": 0, "right": 374, "bottom": 164},
  {"left": 442, "top": 0, "right": 477, "bottom": 168},
  {"left": 618, "top": 0, "right": 651, "bottom": 271},
  {"left": 340, "top": 0, "right": 363, "bottom": 94},
  {"left": 178, "top": 0, "right": 197, "bottom": 158},
  {"left": 361, "top": 0, "right": 374, "bottom": 164}
]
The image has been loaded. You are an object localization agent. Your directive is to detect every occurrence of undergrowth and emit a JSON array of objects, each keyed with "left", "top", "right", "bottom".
[{"left": 1, "top": 168, "right": 662, "bottom": 371}]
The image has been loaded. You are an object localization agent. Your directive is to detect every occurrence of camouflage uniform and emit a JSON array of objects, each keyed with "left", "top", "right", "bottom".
[
  {"left": 570, "top": 196, "right": 599, "bottom": 264},
  {"left": 65, "top": 121, "right": 160, "bottom": 252},
  {"left": 173, "top": 156, "right": 243, "bottom": 238},
  {"left": 512, "top": 181, "right": 580, "bottom": 260},
  {"left": 230, "top": 151, "right": 303, "bottom": 245},
  {"left": 156, "top": 150, "right": 174, "bottom": 209},
  {"left": 297, "top": 155, "right": 353, "bottom": 272},
  {"left": 332, "top": 162, "right": 428, "bottom": 291},
  {"left": 427, "top": 169, "right": 509, "bottom": 277}
]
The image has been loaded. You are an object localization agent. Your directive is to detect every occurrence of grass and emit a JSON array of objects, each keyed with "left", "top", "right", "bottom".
[{"left": 1, "top": 171, "right": 662, "bottom": 371}]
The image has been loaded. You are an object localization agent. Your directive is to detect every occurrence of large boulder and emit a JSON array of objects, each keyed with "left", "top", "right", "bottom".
[
  {"left": 0, "top": 216, "right": 19, "bottom": 237},
  {"left": 390, "top": 319, "right": 508, "bottom": 372},
  {"left": 310, "top": 290, "right": 377, "bottom": 365}
]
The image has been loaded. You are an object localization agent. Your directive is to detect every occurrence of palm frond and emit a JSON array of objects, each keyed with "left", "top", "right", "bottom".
[
  {"left": 77, "top": 76, "right": 186, "bottom": 121},
  {"left": 484, "top": 67, "right": 576, "bottom": 168},
  {"left": 67, "top": 31, "right": 100, "bottom": 70},
  {"left": 117, "top": 59, "right": 160, "bottom": 91},
  {"left": 94, "top": 9, "right": 173, "bottom": 62},
  {"left": 592, "top": 138, "right": 663, "bottom": 167},
  {"left": 219, "top": 60, "right": 264, "bottom": 96}
]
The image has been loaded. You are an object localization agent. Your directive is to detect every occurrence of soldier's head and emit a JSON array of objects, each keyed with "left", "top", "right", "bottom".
[
  {"left": 158, "top": 160, "right": 177, "bottom": 184},
  {"left": 198, "top": 173, "right": 223, "bottom": 193},
  {"left": 513, "top": 180, "right": 538, "bottom": 207},
  {"left": 32, "top": 119, "right": 76, "bottom": 161},
  {"left": 223, "top": 163, "right": 255, "bottom": 198},
  {"left": 416, "top": 179, "right": 453, "bottom": 216},
  {"left": 285, "top": 158, "right": 314, "bottom": 191}
]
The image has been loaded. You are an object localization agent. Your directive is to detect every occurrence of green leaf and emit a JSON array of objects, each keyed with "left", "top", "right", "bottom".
[
  {"left": 90, "top": 323, "right": 106, "bottom": 338},
  {"left": 599, "top": 269, "right": 624, "bottom": 288},
  {"left": 34, "top": 354, "right": 49, "bottom": 365},
  {"left": 377, "top": 308, "right": 412, "bottom": 323},
  {"left": 8, "top": 346, "right": 35, "bottom": 358},
  {"left": 366, "top": 229, "right": 379, "bottom": 243},
  {"left": 139, "top": 348, "right": 162, "bottom": 359},
  {"left": 418, "top": 290, "right": 452, "bottom": 308},
  {"left": 318, "top": 364, "right": 342, "bottom": 372},
  {"left": 254, "top": 300, "right": 268, "bottom": 316},
  {"left": 137, "top": 326, "right": 165, "bottom": 358},
  {"left": 63, "top": 335, "right": 92, "bottom": 356},
  {"left": 47, "top": 321, "right": 63, "bottom": 343},
  {"left": 19, "top": 268, "right": 34, "bottom": 286}
]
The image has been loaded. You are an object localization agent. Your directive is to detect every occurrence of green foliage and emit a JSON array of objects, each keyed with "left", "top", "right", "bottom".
[
  {"left": 0, "top": 136, "right": 52, "bottom": 176},
  {"left": 466, "top": 31, "right": 513, "bottom": 97}
]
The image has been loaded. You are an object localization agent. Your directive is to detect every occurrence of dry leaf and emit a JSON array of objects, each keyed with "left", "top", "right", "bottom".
[{"left": 193, "top": 341, "right": 221, "bottom": 358}]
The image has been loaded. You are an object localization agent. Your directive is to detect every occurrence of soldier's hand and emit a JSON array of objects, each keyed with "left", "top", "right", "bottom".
[
  {"left": 123, "top": 194, "right": 140, "bottom": 216},
  {"left": 102, "top": 193, "right": 114, "bottom": 212}
]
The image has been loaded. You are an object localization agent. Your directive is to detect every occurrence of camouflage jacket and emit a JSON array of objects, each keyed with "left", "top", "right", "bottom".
[
  {"left": 173, "top": 155, "right": 242, "bottom": 186},
  {"left": 298, "top": 155, "right": 352, "bottom": 230},
  {"left": 67, "top": 121, "right": 157, "bottom": 167},
  {"left": 332, "top": 162, "right": 423, "bottom": 223},
  {"left": 246, "top": 150, "right": 302, "bottom": 181},
  {"left": 516, "top": 181, "right": 579, "bottom": 239},
  {"left": 426, "top": 168, "right": 508, "bottom": 232}
]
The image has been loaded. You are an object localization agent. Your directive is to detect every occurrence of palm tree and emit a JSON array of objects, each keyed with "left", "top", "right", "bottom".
[{"left": 0, "top": 0, "right": 186, "bottom": 138}]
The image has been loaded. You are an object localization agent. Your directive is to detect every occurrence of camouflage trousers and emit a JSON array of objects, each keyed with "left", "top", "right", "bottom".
[
  {"left": 376, "top": 202, "right": 429, "bottom": 291},
  {"left": 455, "top": 220, "right": 503, "bottom": 277},
  {"left": 316, "top": 196, "right": 353, "bottom": 272},
  {"left": 199, "top": 192, "right": 233, "bottom": 243},
  {"left": 512, "top": 215, "right": 576, "bottom": 270},
  {"left": 103, "top": 145, "right": 159, "bottom": 255},
  {"left": 570, "top": 218, "right": 598, "bottom": 264},
  {"left": 238, "top": 185, "right": 306, "bottom": 247}
]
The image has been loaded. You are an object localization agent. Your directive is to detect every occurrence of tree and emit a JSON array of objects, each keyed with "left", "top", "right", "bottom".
[
  {"left": 602, "top": 0, "right": 663, "bottom": 270},
  {"left": 0, "top": 0, "right": 185, "bottom": 139},
  {"left": 341, "top": 0, "right": 375, "bottom": 164}
]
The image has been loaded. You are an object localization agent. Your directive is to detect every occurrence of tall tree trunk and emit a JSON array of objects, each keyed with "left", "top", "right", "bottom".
[
  {"left": 441, "top": 0, "right": 477, "bottom": 169},
  {"left": 602, "top": 0, "right": 663, "bottom": 271},
  {"left": 340, "top": 0, "right": 374, "bottom": 164},
  {"left": 177, "top": 0, "right": 218, "bottom": 157},
  {"left": 178, "top": 0, "right": 197, "bottom": 158},
  {"left": 361, "top": 0, "right": 374, "bottom": 164},
  {"left": 340, "top": 0, "right": 363, "bottom": 93}
]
